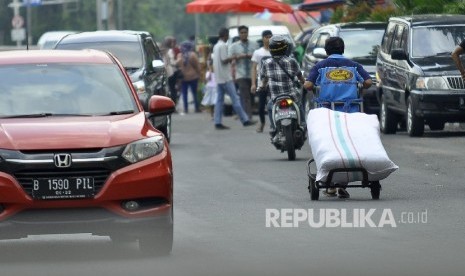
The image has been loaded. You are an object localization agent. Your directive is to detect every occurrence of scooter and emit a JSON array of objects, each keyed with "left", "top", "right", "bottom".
[{"left": 270, "top": 94, "right": 306, "bottom": 161}]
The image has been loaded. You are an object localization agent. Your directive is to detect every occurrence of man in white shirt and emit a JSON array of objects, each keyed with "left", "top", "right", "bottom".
[
  {"left": 251, "top": 30, "right": 272, "bottom": 132},
  {"left": 212, "top": 27, "right": 256, "bottom": 130}
]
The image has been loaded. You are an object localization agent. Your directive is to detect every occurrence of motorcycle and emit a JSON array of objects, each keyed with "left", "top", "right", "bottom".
[{"left": 270, "top": 94, "right": 306, "bottom": 161}]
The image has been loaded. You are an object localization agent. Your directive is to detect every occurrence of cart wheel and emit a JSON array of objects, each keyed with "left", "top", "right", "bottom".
[
  {"left": 370, "top": 181, "right": 381, "bottom": 200},
  {"left": 309, "top": 177, "right": 319, "bottom": 201}
]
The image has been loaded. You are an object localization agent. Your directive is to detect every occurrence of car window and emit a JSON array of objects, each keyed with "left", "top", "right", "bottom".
[
  {"left": 144, "top": 38, "right": 157, "bottom": 71},
  {"left": 56, "top": 41, "right": 144, "bottom": 69},
  {"left": 306, "top": 31, "right": 330, "bottom": 54},
  {"left": 381, "top": 22, "right": 396, "bottom": 54},
  {"left": 0, "top": 63, "right": 137, "bottom": 116},
  {"left": 391, "top": 24, "right": 405, "bottom": 50},
  {"left": 411, "top": 25, "right": 465, "bottom": 57},
  {"left": 339, "top": 29, "right": 385, "bottom": 59}
]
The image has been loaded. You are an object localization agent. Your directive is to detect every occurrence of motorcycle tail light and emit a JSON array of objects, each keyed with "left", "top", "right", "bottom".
[{"left": 279, "top": 99, "right": 293, "bottom": 108}]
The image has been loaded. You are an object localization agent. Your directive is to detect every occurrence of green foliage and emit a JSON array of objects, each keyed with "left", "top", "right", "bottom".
[{"left": 0, "top": 0, "right": 227, "bottom": 46}]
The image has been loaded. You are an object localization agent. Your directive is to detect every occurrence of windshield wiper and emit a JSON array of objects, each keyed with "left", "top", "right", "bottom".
[
  {"left": 102, "top": 110, "right": 135, "bottom": 116},
  {"left": 1, "top": 113, "right": 54, "bottom": 118},
  {"left": 0, "top": 113, "right": 93, "bottom": 118},
  {"left": 422, "top": 51, "right": 451, "bottom": 58}
]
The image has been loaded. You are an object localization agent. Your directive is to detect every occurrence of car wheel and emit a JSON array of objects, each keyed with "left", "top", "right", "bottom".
[
  {"left": 157, "top": 115, "right": 171, "bottom": 144},
  {"left": 379, "top": 94, "right": 397, "bottom": 134},
  {"left": 138, "top": 222, "right": 173, "bottom": 256},
  {"left": 407, "top": 97, "right": 424, "bottom": 137},
  {"left": 428, "top": 121, "right": 445, "bottom": 131}
]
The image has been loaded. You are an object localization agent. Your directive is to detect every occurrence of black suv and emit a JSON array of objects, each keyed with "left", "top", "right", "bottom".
[
  {"left": 54, "top": 30, "right": 171, "bottom": 142},
  {"left": 302, "top": 22, "right": 386, "bottom": 115},
  {"left": 376, "top": 14, "right": 465, "bottom": 137}
]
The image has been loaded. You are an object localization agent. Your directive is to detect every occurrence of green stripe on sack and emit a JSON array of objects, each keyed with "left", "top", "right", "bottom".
[{"left": 333, "top": 112, "right": 357, "bottom": 180}]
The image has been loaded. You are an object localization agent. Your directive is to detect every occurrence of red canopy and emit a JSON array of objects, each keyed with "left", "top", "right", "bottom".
[{"left": 186, "top": 0, "right": 294, "bottom": 14}]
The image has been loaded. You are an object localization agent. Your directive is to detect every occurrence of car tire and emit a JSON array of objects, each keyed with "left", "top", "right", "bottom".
[
  {"left": 138, "top": 222, "right": 173, "bottom": 256},
  {"left": 157, "top": 115, "right": 171, "bottom": 144},
  {"left": 407, "top": 97, "right": 424, "bottom": 137},
  {"left": 379, "top": 94, "right": 397, "bottom": 134}
]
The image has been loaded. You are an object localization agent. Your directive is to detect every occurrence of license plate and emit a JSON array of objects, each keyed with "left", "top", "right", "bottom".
[
  {"left": 31, "top": 177, "right": 95, "bottom": 200},
  {"left": 276, "top": 109, "right": 297, "bottom": 119}
]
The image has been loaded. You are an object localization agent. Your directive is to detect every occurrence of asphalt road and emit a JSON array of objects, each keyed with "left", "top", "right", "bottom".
[{"left": 1, "top": 111, "right": 464, "bottom": 276}]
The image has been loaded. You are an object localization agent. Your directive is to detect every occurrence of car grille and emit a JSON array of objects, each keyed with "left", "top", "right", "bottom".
[
  {"left": 447, "top": 77, "right": 465, "bottom": 89},
  {"left": 14, "top": 169, "right": 110, "bottom": 197}
]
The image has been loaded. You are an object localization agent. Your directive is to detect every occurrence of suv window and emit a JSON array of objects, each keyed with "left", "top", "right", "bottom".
[
  {"left": 381, "top": 22, "right": 397, "bottom": 54},
  {"left": 57, "top": 41, "right": 144, "bottom": 69},
  {"left": 305, "top": 32, "right": 330, "bottom": 55},
  {"left": 339, "top": 29, "right": 385, "bottom": 58},
  {"left": 411, "top": 25, "right": 465, "bottom": 57}
]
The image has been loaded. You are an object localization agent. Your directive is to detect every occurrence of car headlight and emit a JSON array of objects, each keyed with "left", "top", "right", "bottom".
[
  {"left": 415, "top": 77, "right": 449, "bottom": 90},
  {"left": 122, "top": 136, "right": 164, "bottom": 163},
  {"left": 133, "top": 80, "right": 146, "bottom": 94}
]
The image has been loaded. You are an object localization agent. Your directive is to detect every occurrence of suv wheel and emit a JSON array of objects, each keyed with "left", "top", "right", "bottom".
[
  {"left": 379, "top": 94, "right": 397, "bottom": 134},
  {"left": 407, "top": 97, "right": 424, "bottom": 137}
]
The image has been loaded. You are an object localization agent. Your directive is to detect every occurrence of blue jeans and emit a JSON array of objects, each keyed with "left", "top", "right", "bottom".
[
  {"left": 214, "top": 81, "right": 250, "bottom": 125},
  {"left": 181, "top": 79, "right": 199, "bottom": 113}
]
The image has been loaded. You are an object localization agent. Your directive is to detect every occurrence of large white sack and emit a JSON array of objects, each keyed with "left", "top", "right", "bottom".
[{"left": 307, "top": 108, "right": 398, "bottom": 183}]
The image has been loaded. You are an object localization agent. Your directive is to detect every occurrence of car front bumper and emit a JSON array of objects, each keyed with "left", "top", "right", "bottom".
[
  {"left": 0, "top": 151, "right": 173, "bottom": 239},
  {"left": 411, "top": 90, "right": 465, "bottom": 121}
]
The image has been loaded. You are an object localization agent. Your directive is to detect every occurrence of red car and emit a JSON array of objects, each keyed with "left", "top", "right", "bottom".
[{"left": 0, "top": 49, "right": 174, "bottom": 255}]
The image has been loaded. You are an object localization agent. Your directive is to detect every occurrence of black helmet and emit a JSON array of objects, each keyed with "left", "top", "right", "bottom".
[{"left": 269, "top": 35, "right": 289, "bottom": 57}]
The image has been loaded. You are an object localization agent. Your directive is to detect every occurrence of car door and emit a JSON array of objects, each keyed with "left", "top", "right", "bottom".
[
  {"left": 377, "top": 22, "right": 399, "bottom": 110},
  {"left": 389, "top": 23, "right": 410, "bottom": 113},
  {"left": 143, "top": 37, "right": 166, "bottom": 97}
]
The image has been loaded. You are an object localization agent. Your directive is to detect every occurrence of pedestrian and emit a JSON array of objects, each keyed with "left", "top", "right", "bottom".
[
  {"left": 229, "top": 25, "right": 258, "bottom": 120},
  {"left": 212, "top": 27, "right": 256, "bottom": 130},
  {"left": 201, "top": 56, "right": 217, "bottom": 119},
  {"left": 163, "top": 36, "right": 180, "bottom": 107},
  {"left": 251, "top": 30, "right": 272, "bottom": 133},
  {"left": 176, "top": 40, "right": 201, "bottom": 114},
  {"left": 258, "top": 35, "right": 305, "bottom": 133},
  {"left": 303, "top": 36, "right": 372, "bottom": 199},
  {"left": 451, "top": 39, "right": 465, "bottom": 79}
]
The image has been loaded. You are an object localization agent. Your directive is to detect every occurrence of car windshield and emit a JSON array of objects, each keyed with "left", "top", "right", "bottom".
[
  {"left": 339, "top": 29, "right": 385, "bottom": 59},
  {"left": 0, "top": 63, "right": 137, "bottom": 117},
  {"left": 55, "top": 41, "right": 144, "bottom": 68},
  {"left": 412, "top": 25, "right": 465, "bottom": 58}
]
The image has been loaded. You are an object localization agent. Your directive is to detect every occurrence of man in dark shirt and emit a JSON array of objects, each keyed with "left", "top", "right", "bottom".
[{"left": 451, "top": 39, "right": 465, "bottom": 79}]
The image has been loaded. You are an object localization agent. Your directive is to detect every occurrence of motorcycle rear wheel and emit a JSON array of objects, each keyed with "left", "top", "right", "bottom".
[{"left": 285, "top": 125, "right": 296, "bottom": 161}]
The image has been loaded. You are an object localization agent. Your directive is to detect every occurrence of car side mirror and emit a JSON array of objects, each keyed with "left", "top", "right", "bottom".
[
  {"left": 148, "top": 95, "right": 175, "bottom": 116},
  {"left": 391, "top": 48, "right": 408, "bottom": 60},
  {"left": 312, "top": 47, "right": 327, "bottom": 59},
  {"left": 152, "top": 59, "right": 165, "bottom": 72}
]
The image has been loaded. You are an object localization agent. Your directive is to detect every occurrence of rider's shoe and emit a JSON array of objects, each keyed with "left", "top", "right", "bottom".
[
  {"left": 337, "top": 188, "right": 350, "bottom": 199},
  {"left": 323, "top": 188, "right": 337, "bottom": 197}
]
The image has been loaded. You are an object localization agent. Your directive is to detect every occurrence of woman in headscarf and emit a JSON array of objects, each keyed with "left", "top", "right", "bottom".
[{"left": 176, "top": 40, "right": 201, "bottom": 113}]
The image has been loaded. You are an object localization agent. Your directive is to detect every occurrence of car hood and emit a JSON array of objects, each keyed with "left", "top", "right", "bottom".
[
  {"left": 0, "top": 113, "right": 153, "bottom": 150},
  {"left": 412, "top": 56, "right": 458, "bottom": 74}
]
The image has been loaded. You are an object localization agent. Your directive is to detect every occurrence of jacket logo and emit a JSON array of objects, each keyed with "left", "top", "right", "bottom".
[
  {"left": 326, "top": 69, "right": 354, "bottom": 81},
  {"left": 53, "top": 154, "right": 72, "bottom": 168}
]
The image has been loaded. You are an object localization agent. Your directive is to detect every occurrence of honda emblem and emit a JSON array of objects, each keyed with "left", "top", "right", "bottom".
[{"left": 53, "top": 154, "right": 72, "bottom": 168}]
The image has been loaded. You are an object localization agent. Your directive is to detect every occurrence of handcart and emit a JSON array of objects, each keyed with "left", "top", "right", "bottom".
[
  {"left": 306, "top": 158, "right": 381, "bottom": 200},
  {"left": 305, "top": 86, "right": 393, "bottom": 201}
]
